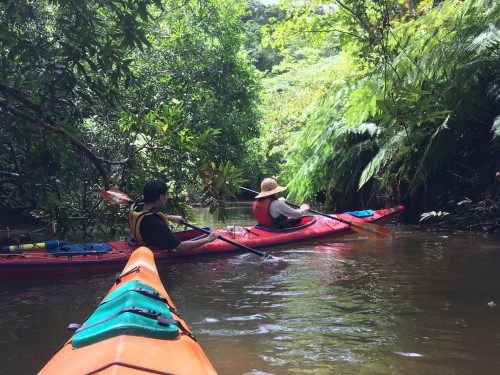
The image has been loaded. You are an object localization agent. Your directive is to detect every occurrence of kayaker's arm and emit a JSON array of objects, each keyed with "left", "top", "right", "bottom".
[
  {"left": 272, "top": 199, "right": 309, "bottom": 218},
  {"left": 173, "top": 232, "right": 219, "bottom": 252}
]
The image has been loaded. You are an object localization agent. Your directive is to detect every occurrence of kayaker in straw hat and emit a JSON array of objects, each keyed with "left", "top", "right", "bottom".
[
  {"left": 129, "top": 179, "right": 218, "bottom": 251},
  {"left": 252, "top": 178, "right": 310, "bottom": 229}
]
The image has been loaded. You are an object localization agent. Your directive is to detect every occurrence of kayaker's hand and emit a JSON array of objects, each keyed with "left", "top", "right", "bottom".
[
  {"left": 278, "top": 197, "right": 286, "bottom": 202},
  {"left": 167, "top": 215, "right": 184, "bottom": 224},
  {"left": 206, "top": 232, "right": 219, "bottom": 243},
  {"left": 300, "top": 204, "right": 310, "bottom": 211}
]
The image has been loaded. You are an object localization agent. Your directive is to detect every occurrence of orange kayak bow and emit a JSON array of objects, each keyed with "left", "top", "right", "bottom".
[{"left": 38, "top": 247, "right": 217, "bottom": 375}]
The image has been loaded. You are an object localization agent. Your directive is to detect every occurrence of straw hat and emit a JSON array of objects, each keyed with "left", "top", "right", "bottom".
[{"left": 255, "top": 178, "right": 287, "bottom": 198}]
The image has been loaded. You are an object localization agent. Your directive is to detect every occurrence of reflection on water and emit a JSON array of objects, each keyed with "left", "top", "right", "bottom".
[{"left": 1, "top": 219, "right": 500, "bottom": 374}]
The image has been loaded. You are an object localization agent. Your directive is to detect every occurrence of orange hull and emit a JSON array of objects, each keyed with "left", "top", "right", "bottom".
[{"left": 38, "top": 247, "right": 217, "bottom": 374}]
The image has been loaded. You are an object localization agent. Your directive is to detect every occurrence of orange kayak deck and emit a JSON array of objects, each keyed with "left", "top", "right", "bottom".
[{"left": 38, "top": 247, "right": 217, "bottom": 375}]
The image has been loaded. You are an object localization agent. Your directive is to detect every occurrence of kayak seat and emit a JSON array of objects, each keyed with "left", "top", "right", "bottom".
[
  {"left": 254, "top": 215, "right": 316, "bottom": 232},
  {"left": 345, "top": 210, "right": 374, "bottom": 218},
  {"left": 71, "top": 280, "right": 179, "bottom": 348}
]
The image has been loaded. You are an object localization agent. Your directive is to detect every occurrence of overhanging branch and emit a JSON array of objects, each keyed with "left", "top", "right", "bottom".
[{"left": 0, "top": 84, "right": 133, "bottom": 190}]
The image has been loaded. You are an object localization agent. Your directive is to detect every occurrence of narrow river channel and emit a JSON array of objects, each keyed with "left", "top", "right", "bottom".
[{"left": 0, "top": 204, "right": 499, "bottom": 374}]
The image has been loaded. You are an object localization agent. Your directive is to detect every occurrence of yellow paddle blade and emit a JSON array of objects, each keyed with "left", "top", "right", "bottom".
[{"left": 350, "top": 222, "right": 391, "bottom": 238}]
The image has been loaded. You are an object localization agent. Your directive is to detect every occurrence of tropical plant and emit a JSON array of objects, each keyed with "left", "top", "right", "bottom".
[
  {"left": 259, "top": 0, "right": 500, "bottom": 218},
  {"left": 0, "top": 0, "right": 260, "bottom": 236},
  {"left": 243, "top": 0, "right": 285, "bottom": 71}
]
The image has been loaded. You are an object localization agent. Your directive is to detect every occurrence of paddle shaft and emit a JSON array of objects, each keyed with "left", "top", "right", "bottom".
[
  {"left": 240, "top": 186, "right": 374, "bottom": 228},
  {"left": 179, "top": 220, "right": 272, "bottom": 259}
]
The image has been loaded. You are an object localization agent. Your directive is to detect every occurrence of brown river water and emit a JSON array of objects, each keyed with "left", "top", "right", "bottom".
[{"left": 0, "top": 204, "right": 499, "bottom": 374}]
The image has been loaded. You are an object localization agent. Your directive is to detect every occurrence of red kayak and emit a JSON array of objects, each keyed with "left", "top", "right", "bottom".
[{"left": 0, "top": 206, "right": 403, "bottom": 276}]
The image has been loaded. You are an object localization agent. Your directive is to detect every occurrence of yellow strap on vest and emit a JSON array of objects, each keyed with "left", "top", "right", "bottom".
[{"left": 128, "top": 203, "right": 169, "bottom": 246}]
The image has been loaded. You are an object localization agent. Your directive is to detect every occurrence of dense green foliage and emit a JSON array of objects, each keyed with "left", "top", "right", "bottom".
[
  {"left": 258, "top": 0, "right": 500, "bottom": 220},
  {"left": 0, "top": 0, "right": 258, "bottom": 237},
  {"left": 243, "top": 1, "right": 284, "bottom": 72}
]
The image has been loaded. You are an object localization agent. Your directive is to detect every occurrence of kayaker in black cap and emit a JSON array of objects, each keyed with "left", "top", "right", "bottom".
[{"left": 128, "top": 179, "right": 218, "bottom": 251}]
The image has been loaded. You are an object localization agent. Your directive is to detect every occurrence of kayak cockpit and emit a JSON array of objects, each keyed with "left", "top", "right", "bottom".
[{"left": 254, "top": 215, "right": 317, "bottom": 232}]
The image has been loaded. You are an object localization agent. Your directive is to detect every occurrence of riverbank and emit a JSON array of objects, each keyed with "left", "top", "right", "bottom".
[{"left": 418, "top": 194, "right": 500, "bottom": 235}]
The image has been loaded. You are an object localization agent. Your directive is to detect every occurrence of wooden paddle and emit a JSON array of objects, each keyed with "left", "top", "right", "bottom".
[
  {"left": 240, "top": 187, "right": 391, "bottom": 238},
  {"left": 99, "top": 186, "right": 281, "bottom": 261}
]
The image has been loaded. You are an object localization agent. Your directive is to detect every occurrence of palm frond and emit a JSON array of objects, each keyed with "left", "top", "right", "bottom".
[{"left": 358, "top": 129, "right": 405, "bottom": 190}]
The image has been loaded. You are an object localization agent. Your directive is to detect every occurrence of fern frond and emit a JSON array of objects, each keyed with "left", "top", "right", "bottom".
[
  {"left": 358, "top": 130, "right": 405, "bottom": 190},
  {"left": 408, "top": 116, "right": 454, "bottom": 193},
  {"left": 468, "top": 23, "right": 500, "bottom": 53},
  {"left": 343, "top": 79, "right": 380, "bottom": 128},
  {"left": 493, "top": 115, "right": 500, "bottom": 139}
]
